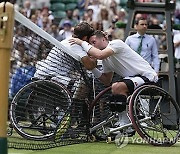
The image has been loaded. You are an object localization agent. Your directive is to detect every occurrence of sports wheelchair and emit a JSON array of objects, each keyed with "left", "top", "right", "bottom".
[
  {"left": 88, "top": 82, "right": 180, "bottom": 146},
  {"left": 9, "top": 63, "right": 94, "bottom": 141},
  {"left": 9, "top": 73, "right": 180, "bottom": 146},
  {"left": 9, "top": 78, "right": 72, "bottom": 141}
]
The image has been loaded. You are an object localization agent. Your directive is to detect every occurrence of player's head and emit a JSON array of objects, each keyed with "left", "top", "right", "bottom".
[
  {"left": 88, "top": 30, "right": 108, "bottom": 50},
  {"left": 73, "top": 22, "right": 94, "bottom": 41}
]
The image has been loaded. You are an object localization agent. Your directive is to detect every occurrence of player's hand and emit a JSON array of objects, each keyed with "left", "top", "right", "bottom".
[
  {"left": 69, "top": 38, "right": 83, "bottom": 46},
  {"left": 89, "top": 55, "right": 97, "bottom": 65}
]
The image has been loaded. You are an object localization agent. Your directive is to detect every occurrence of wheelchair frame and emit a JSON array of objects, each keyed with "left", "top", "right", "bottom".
[
  {"left": 88, "top": 84, "right": 180, "bottom": 146},
  {"left": 9, "top": 72, "right": 180, "bottom": 146}
]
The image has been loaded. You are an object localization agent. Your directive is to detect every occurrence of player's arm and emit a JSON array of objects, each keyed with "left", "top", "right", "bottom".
[
  {"left": 91, "top": 68, "right": 113, "bottom": 86},
  {"left": 69, "top": 38, "right": 113, "bottom": 60},
  {"left": 99, "top": 72, "right": 114, "bottom": 86},
  {"left": 81, "top": 56, "right": 97, "bottom": 70},
  {"left": 87, "top": 46, "right": 113, "bottom": 60}
]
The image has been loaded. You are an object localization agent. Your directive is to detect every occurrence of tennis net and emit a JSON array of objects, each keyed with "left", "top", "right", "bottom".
[{"left": 8, "top": 10, "right": 97, "bottom": 150}]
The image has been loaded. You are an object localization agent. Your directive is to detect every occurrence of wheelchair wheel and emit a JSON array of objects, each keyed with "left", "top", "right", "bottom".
[
  {"left": 129, "top": 85, "right": 180, "bottom": 146},
  {"left": 10, "top": 80, "right": 72, "bottom": 141},
  {"left": 89, "top": 86, "right": 118, "bottom": 141}
]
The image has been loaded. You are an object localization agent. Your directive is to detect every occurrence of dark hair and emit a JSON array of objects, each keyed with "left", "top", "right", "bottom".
[
  {"left": 135, "top": 17, "right": 147, "bottom": 25},
  {"left": 73, "top": 22, "right": 94, "bottom": 40},
  {"left": 91, "top": 30, "right": 106, "bottom": 38}
]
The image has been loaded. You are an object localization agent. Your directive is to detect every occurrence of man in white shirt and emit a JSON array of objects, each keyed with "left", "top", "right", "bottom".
[
  {"left": 34, "top": 22, "right": 97, "bottom": 83},
  {"left": 69, "top": 30, "right": 158, "bottom": 130},
  {"left": 70, "top": 30, "right": 158, "bottom": 96},
  {"left": 34, "top": 22, "right": 97, "bottom": 128}
]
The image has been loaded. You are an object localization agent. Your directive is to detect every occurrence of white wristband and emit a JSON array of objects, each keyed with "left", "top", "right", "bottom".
[
  {"left": 91, "top": 68, "right": 102, "bottom": 78},
  {"left": 81, "top": 41, "right": 93, "bottom": 53}
]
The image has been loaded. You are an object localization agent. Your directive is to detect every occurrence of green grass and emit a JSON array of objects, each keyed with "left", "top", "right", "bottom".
[{"left": 9, "top": 141, "right": 180, "bottom": 154}]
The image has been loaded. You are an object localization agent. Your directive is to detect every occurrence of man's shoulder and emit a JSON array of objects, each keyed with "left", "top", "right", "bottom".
[
  {"left": 110, "top": 39, "right": 123, "bottom": 43},
  {"left": 125, "top": 34, "right": 137, "bottom": 41},
  {"left": 109, "top": 39, "right": 124, "bottom": 46},
  {"left": 108, "top": 39, "right": 128, "bottom": 50},
  {"left": 144, "top": 34, "right": 155, "bottom": 40},
  {"left": 61, "top": 38, "right": 84, "bottom": 50},
  {"left": 127, "top": 33, "right": 137, "bottom": 38}
]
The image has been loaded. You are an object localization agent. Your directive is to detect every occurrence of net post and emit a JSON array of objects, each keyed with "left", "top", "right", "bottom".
[{"left": 0, "top": 2, "right": 14, "bottom": 154}]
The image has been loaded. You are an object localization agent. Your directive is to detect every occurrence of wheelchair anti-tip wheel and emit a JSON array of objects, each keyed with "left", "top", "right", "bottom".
[
  {"left": 10, "top": 80, "right": 72, "bottom": 141},
  {"left": 129, "top": 85, "right": 180, "bottom": 146}
]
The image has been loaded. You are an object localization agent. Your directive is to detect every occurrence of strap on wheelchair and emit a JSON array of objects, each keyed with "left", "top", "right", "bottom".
[{"left": 107, "top": 94, "right": 127, "bottom": 112}]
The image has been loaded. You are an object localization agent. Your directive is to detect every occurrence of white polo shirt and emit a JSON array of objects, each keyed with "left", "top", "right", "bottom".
[
  {"left": 34, "top": 38, "right": 88, "bottom": 78},
  {"left": 102, "top": 40, "right": 158, "bottom": 82}
]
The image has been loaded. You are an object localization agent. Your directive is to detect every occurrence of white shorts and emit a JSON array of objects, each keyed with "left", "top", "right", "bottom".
[
  {"left": 123, "top": 76, "right": 145, "bottom": 93},
  {"left": 124, "top": 76, "right": 145, "bottom": 90}
]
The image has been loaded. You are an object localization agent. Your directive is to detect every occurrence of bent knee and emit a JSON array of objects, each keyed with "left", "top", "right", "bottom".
[{"left": 111, "top": 82, "right": 129, "bottom": 95}]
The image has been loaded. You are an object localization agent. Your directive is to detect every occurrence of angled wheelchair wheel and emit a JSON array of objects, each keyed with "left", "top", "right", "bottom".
[
  {"left": 10, "top": 80, "right": 72, "bottom": 141},
  {"left": 129, "top": 85, "right": 180, "bottom": 146},
  {"left": 89, "top": 86, "right": 118, "bottom": 141}
]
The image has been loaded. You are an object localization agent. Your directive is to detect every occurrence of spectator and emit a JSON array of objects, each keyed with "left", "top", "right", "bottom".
[
  {"left": 80, "top": 8, "right": 94, "bottom": 27},
  {"left": 23, "top": 0, "right": 35, "bottom": 18},
  {"left": 105, "top": 21, "right": 116, "bottom": 41},
  {"left": 109, "top": 0, "right": 118, "bottom": 16},
  {"left": 148, "top": 17, "right": 162, "bottom": 29},
  {"left": 59, "top": 10, "right": 79, "bottom": 29},
  {"left": 125, "top": 17, "right": 160, "bottom": 73},
  {"left": 26, "top": 33, "right": 42, "bottom": 61},
  {"left": 116, "top": 8, "right": 127, "bottom": 24},
  {"left": 10, "top": 56, "right": 36, "bottom": 98},
  {"left": 73, "top": 9, "right": 81, "bottom": 23},
  {"left": 19, "top": 8, "right": 28, "bottom": 17},
  {"left": 40, "top": 7, "right": 54, "bottom": 23},
  {"left": 86, "top": 0, "right": 102, "bottom": 23},
  {"left": 34, "top": 9, "right": 43, "bottom": 27},
  {"left": 59, "top": 20, "right": 73, "bottom": 40},
  {"left": 49, "top": 23, "right": 63, "bottom": 41},
  {"left": 135, "top": 13, "right": 143, "bottom": 21},
  {"left": 106, "top": 18, "right": 125, "bottom": 41},
  {"left": 41, "top": 16, "right": 51, "bottom": 33},
  {"left": 97, "top": 7, "right": 112, "bottom": 31},
  {"left": 13, "top": 25, "right": 29, "bottom": 50},
  {"left": 30, "top": 14, "right": 38, "bottom": 24},
  {"left": 173, "top": 30, "right": 180, "bottom": 63},
  {"left": 96, "top": 21, "right": 104, "bottom": 31},
  {"left": 12, "top": 40, "right": 29, "bottom": 68},
  {"left": 174, "top": 9, "right": 180, "bottom": 24}
]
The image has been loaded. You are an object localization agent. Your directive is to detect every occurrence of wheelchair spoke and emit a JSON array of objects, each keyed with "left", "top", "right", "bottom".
[
  {"left": 129, "top": 85, "right": 180, "bottom": 146},
  {"left": 10, "top": 80, "right": 72, "bottom": 141}
]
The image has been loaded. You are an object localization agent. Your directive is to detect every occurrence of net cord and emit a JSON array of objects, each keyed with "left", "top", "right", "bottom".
[{"left": 14, "top": 10, "right": 80, "bottom": 61}]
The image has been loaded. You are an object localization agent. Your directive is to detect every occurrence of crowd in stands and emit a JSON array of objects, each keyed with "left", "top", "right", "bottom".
[
  {"left": 8, "top": 0, "right": 180, "bottom": 98},
  {"left": 10, "top": 0, "right": 179, "bottom": 44},
  {"left": 10, "top": 1, "right": 178, "bottom": 41},
  {"left": 11, "top": 0, "right": 179, "bottom": 40}
]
